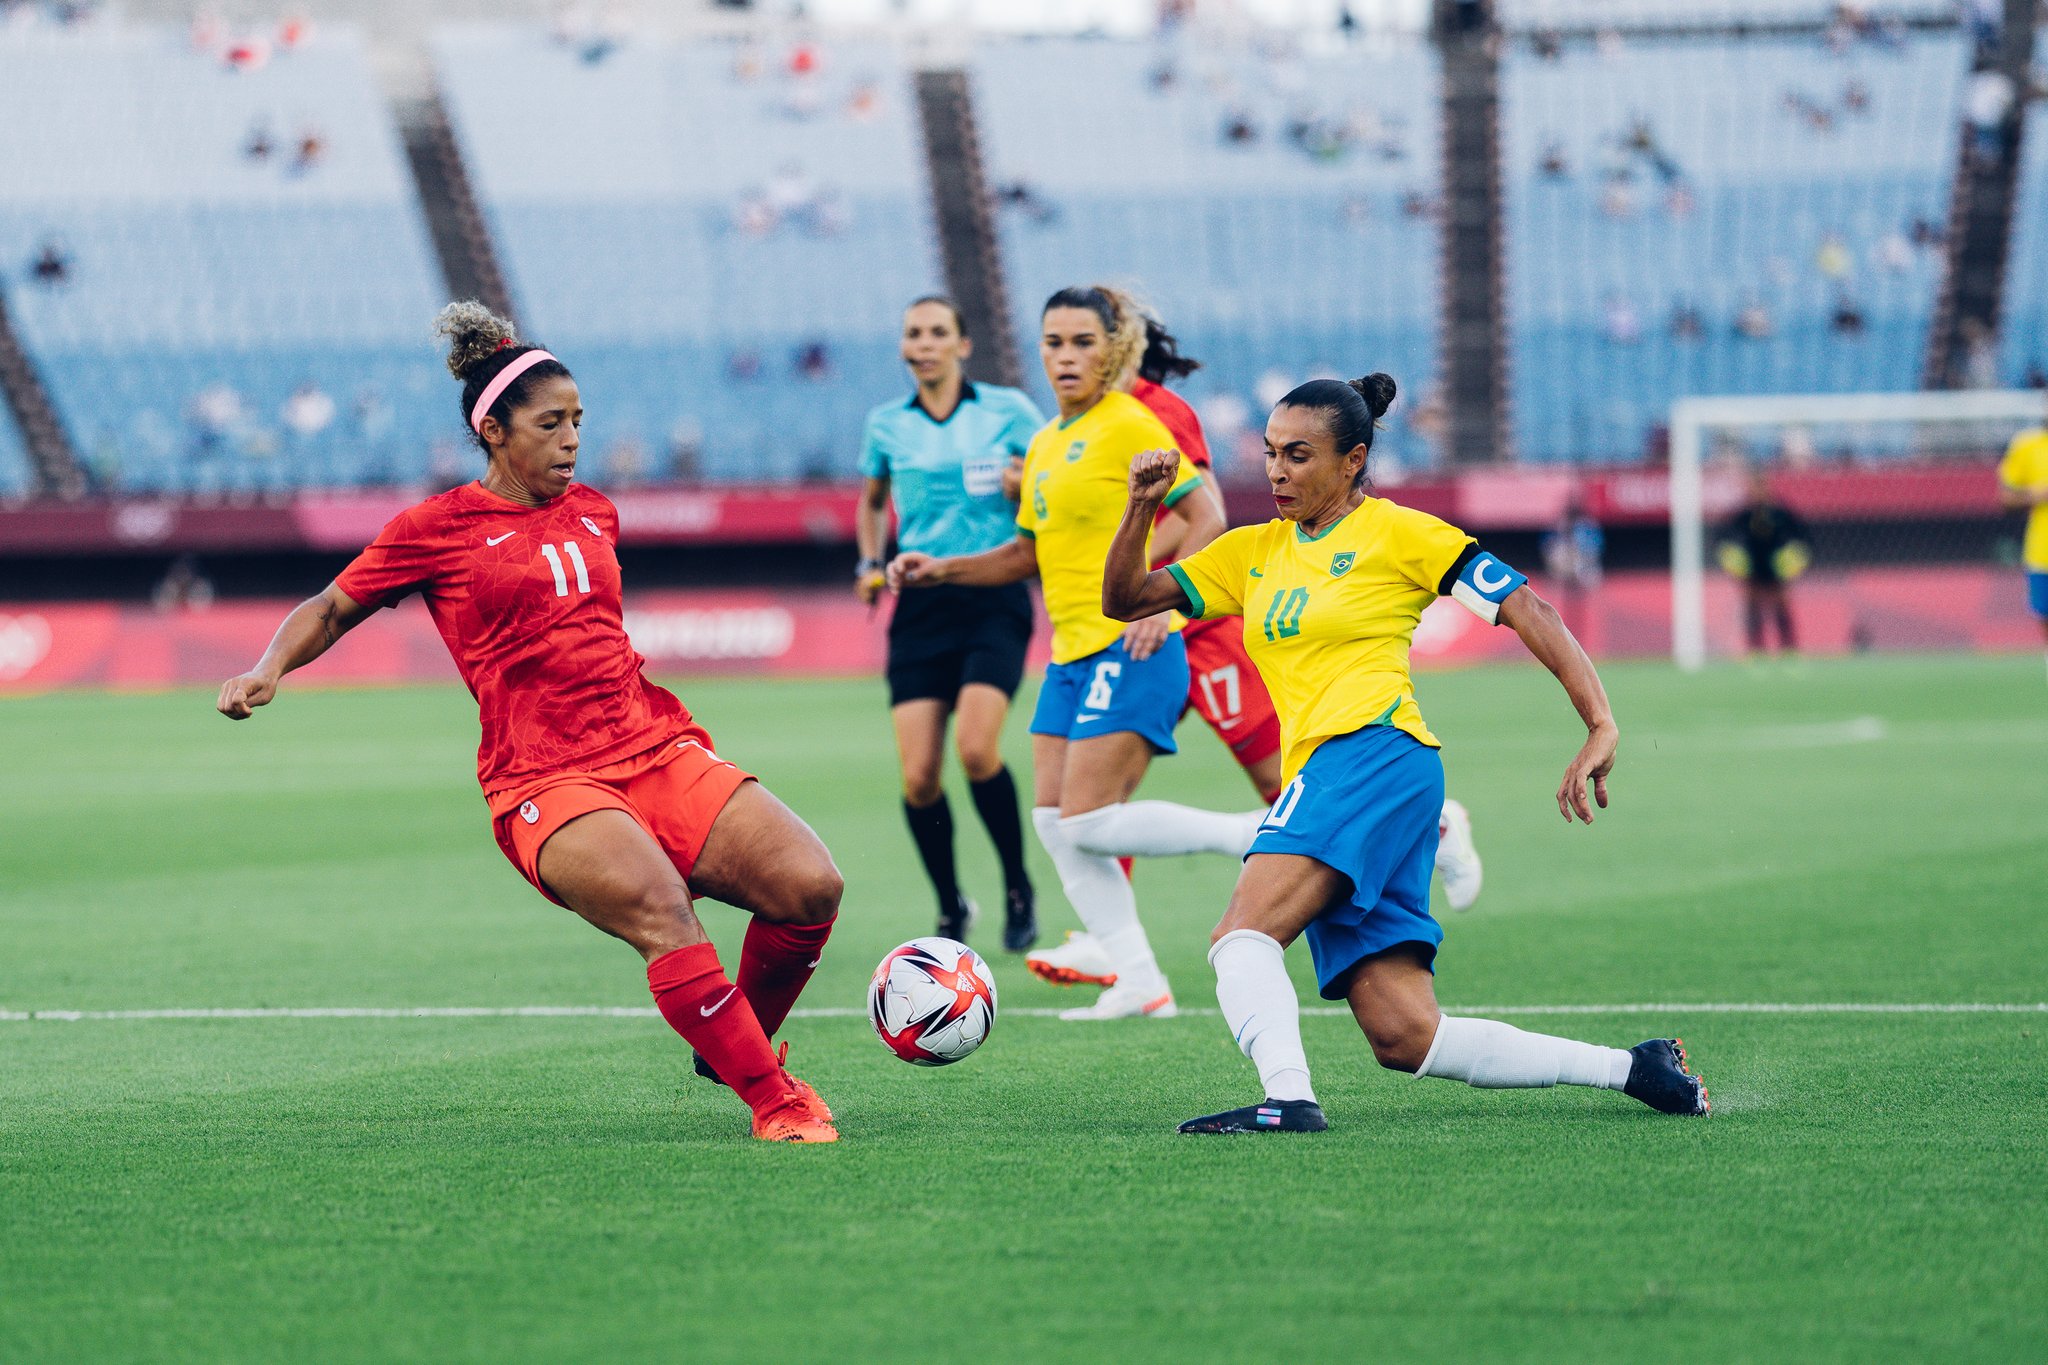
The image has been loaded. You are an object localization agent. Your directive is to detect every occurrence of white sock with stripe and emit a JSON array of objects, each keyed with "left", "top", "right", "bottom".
[
  {"left": 1415, "top": 1015, "right": 1633, "bottom": 1090},
  {"left": 1059, "top": 801, "right": 1263, "bottom": 859},
  {"left": 1030, "top": 807, "right": 1166, "bottom": 995},
  {"left": 1210, "top": 929, "right": 1315, "bottom": 1103}
]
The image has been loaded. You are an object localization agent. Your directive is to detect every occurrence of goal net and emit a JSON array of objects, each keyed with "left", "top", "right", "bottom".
[{"left": 1668, "top": 389, "right": 2048, "bottom": 669}]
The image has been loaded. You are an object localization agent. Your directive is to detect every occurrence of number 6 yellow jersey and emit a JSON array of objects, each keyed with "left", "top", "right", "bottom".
[{"left": 1166, "top": 498, "right": 1478, "bottom": 784}]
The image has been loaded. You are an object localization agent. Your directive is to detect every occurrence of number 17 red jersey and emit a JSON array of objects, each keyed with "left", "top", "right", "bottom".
[{"left": 335, "top": 480, "right": 692, "bottom": 794}]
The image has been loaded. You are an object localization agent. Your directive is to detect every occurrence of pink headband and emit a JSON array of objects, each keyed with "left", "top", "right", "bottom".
[{"left": 470, "top": 349, "right": 559, "bottom": 434}]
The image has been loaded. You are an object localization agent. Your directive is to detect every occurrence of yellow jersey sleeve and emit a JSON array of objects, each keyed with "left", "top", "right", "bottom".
[
  {"left": 1384, "top": 503, "right": 1478, "bottom": 594},
  {"left": 1014, "top": 441, "right": 1043, "bottom": 539},
  {"left": 1167, "top": 524, "right": 1259, "bottom": 619},
  {"left": 2000, "top": 431, "right": 2046, "bottom": 491}
]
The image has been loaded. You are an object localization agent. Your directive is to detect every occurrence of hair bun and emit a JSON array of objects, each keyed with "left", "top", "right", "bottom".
[
  {"left": 432, "top": 300, "right": 518, "bottom": 380},
  {"left": 1350, "top": 372, "right": 1397, "bottom": 420}
]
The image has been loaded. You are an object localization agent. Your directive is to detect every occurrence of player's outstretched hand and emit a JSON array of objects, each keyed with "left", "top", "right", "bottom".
[
  {"left": 854, "top": 568, "right": 886, "bottom": 606},
  {"left": 1557, "top": 721, "right": 1617, "bottom": 824},
  {"left": 1127, "top": 448, "right": 1178, "bottom": 505},
  {"left": 1002, "top": 454, "right": 1025, "bottom": 503},
  {"left": 1121, "top": 611, "right": 1173, "bottom": 661},
  {"left": 217, "top": 672, "right": 277, "bottom": 720},
  {"left": 887, "top": 552, "right": 939, "bottom": 592}
]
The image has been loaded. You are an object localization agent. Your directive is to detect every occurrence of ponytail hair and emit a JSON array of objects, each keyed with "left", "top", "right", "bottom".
[
  {"left": 432, "top": 300, "right": 571, "bottom": 451},
  {"left": 1137, "top": 315, "right": 1201, "bottom": 384},
  {"left": 1275, "top": 373, "right": 1397, "bottom": 490},
  {"left": 1042, "top": 284, "right": 1147, "bottom": 386}
]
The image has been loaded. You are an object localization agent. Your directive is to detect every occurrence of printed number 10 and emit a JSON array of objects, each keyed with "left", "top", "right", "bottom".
[
  {"left": 1262, "top": 587, "right": 1308, "bottom": 642},
  {"left": 540, "top": 542, "right": 591, "bottom": 597}
]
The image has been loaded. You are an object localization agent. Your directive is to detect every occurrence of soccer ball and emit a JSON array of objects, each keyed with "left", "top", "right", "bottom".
[{"left": 867, "top": 937, "right": 997, "bottom": 1066}]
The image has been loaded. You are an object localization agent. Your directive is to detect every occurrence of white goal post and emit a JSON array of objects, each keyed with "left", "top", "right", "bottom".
[{"left": 1668, "top": 388, "right": 2048, "bottom": 671}]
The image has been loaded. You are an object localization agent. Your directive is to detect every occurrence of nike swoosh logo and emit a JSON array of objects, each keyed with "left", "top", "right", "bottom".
[
  {"left": 1076, "top": 712, "right": 1103, "bottom": 722},
  {"left": 485, "top": 532, "right": 516, "bottom": 546},
  {"left": 807, "top": 957, "right": 821, "bottom": 968},
  {"left": 700, "top": 987, "right": 738, "bottom": 1017},
  {"left": 1249, "top": 568, "right": 1263, "bottom": 578}
]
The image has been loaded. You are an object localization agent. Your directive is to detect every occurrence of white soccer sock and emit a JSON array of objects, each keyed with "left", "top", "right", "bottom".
[
  {"left": 1210, "top": 930, "right": 1315, "bottom": 1103},
  {"left": 1415, "top": 1015, "right": 1633, "bottom": 1091},
  {"left": 1031, "top": 807, "right": 1166, "bottom": 993},
  {"left": 1059, "top": 801, "right": 1263, "bottom": 859}
]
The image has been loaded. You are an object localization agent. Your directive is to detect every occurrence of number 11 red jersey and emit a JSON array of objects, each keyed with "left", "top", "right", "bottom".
[{"left": 334, "top": 480, "right": 692, "bottom": 794}]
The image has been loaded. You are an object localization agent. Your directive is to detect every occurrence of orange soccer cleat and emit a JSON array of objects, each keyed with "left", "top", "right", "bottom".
[{"left": 751, "top": 1083, "right": 839, "bottom": 1143}]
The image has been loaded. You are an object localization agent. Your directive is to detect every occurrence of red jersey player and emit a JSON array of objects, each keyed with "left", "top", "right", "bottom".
[{"left": 216, "top": 303, "right": 840, "bottom": 1142}]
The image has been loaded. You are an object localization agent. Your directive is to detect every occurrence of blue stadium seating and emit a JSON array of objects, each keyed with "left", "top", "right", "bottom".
[
  {"left": 969, "top": 35, "right": 1441, "bottom": 470},
  {"left": 432, "top": 25, "right": 944, "bottom": 481},
  {"left": 2000, "top": 101, "right": 2048, "bottom": 386},
  {"left": 0, "top": 22, "right": 449, "bottom": 493},
  {"left": 1503, "top": 30, "right": 1966, "bottom": 461}
]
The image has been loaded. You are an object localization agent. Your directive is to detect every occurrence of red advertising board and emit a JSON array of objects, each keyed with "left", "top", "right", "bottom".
[{"left": 0, "top": 567, "right": 2031, "bottom": 694}]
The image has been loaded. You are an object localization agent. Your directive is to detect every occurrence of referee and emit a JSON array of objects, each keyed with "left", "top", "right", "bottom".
[{"left": 856, "top": 296, "right": 1045, "bottom": 950}]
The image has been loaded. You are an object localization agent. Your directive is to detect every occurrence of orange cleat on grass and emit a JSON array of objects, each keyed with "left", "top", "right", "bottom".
[{"left": 752, "top": 1085, "right": 839, "bottom": 1143}]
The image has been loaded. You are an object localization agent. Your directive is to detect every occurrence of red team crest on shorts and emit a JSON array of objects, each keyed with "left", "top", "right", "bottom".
[{"left": 519, "top": 800, "right": 540, "bottom": 825}]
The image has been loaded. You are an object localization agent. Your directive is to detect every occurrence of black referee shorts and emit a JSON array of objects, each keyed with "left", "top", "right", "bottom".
[{"left": 885, "top": 581, "right": 1033, "bottom": 707}]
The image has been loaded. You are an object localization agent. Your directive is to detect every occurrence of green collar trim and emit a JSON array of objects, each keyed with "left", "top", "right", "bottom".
[{"left": 1294, "top": 500, "right": 1366, "bottom": 543}]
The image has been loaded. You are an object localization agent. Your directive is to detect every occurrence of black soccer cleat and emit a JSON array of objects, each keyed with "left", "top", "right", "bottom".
[
  {"left": 937, "top": 893, "right": 975, "bottom": 944},
  {"left": 1623, "top": 1038, "right": 1710, "bottom": 1115},
  {"left": 1177, "top": 1098, "right": 1329, "bottom": 1134},
  {"left": 692, "top": 1051, "right": 725, "bottom": 1087},
  {"left": 1001, "top": 885, "right": 1039, "bottom": 953}
]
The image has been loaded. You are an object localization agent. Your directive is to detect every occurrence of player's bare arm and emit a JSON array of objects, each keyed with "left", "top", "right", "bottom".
[
  {"left": 1497, "top": 584, "right": 1619, "bottom": 825},
  {"left": 216, "top": 582, "right": 376, "bottom": 719},
  {"left": 1104, "top": 449, "right": 1202, "bottom": 621},
  {"left": 887, "top": 534, "right": 1037, "bottom": 591},
  {"left": 854, "top": 473, "right": 892, "bottom": 604}
]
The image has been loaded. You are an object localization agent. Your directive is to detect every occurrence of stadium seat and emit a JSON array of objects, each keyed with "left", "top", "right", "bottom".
[
  {"left": 2000, "top": 98, "right": 2048, "bottom": 387},
  {"left": 0, "top": 22, "right": 449, "bottom": 493}
]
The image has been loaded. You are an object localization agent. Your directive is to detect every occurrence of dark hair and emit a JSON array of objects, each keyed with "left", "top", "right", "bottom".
[
  {"left": 1276, "top": 373, "right": 1397, "bottom": 489},
  {"left": 1041, "top": 284, "right": 1145, "bottom": 382},
  {"left": 432, "top": 301, "right": 572, "bottom": 451},
  {"left": 905, "top": 294, "right": 968, "bottom": 338},
  {"left": 1137, "top": 316, "right": 1201, "bottom": 384}
]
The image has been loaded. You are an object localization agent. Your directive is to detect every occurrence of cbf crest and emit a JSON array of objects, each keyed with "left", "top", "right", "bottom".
[
  {"left": 1330, "top": 551, "right": 1356, "bottom": 577},
  {"left": 1065, "top": 440, "right": 1086, "bottom": 462}
]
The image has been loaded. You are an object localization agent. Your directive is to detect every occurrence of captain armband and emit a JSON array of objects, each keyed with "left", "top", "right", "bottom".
[{"left": 1443, "top": 547, "right": 1528, "bottom": 625}]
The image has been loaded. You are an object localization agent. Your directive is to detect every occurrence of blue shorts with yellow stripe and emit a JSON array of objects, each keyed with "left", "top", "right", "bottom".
[
  {"left": 1250, "top": 725, "right": 1444, "bottom": 998},
  {"left": 1029, "top": 634, "right": 1188, "bottom": 753}
]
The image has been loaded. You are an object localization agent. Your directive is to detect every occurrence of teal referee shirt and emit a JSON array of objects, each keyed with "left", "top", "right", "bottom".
[{"left": 859, "top": 382, "right": 1045, "bottom": 558}]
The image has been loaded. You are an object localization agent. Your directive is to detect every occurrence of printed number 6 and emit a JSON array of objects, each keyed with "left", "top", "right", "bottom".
[{"left": 1085, "top": 660, "right": 1122, "bottom": 711}]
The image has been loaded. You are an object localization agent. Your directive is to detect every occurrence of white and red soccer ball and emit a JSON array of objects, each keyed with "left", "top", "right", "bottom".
[{"left": 868, "top": 937, "right": 997, "bottom": 1066}]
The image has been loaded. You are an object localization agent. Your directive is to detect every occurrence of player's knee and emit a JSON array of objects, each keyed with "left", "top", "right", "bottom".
[
  {"left": 626, "top": 881, "right": 699, "bottom": 947},
  {"left": 1361, "top": 1009, "right": 1438, "bottom": 1074},
  {"left": 956, "top": 736, "right": 1004, "bottom": 783},
  {"left": 784, "top": 859, "right": 843, "bottom": 926},
  {"left": 901, "top": 769, "right": 943, "bottom": 806}
]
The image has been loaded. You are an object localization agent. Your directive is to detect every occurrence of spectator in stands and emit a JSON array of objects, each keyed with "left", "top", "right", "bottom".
[
  {"left": 350, "top": 385, "right": 393, "bottom": 478},
  {"left": 1532, "top": 28, "right": 1563, "bottom": 61},
  {"left": 244, "top": 119, "right": 274, "bottom": 162},
  {"left": 281, "top": 381, "right": 336, "bottom": 445},
  {"left": 1736, "top": 297, "right": 1775, "bottom": 341},
  {"left": 1966, "top": 68, "right": 2016, "bottom": 161},
  {"left": 728, "top": 349, "right": 764, "bottom": 382},
  {"left": 29, "top": 238, "right": 69, "bottom": 286},
  {"left": 1538, "top": 140, "right": 1568, "bottom": 180},
  {"left": 153, "top": 555, "right": 216, "bottom": 614},
  {"left": 1718, "top": 472, "right": 1810, "bottom": 661},
  {"left": 1221, "top": 109, "right": 1258, "bottom": 145},
  {"left": 1543, "top": 495, "right": 1605, "bottom": 634},
  {"left": 1842, "top": 78, "right": 1870, "bottom": 115},
  {"left": 995, "top": 181, "right": 1059, "bottom": 227},
  {"left": 1665, "top": 183, "right": 1695, "bottom": 219},
  {"left": 1910, "top": 216, "right": 1945, "bottom": 250},
  {"left": 668, "top": 416, "right": 704, "bottom": 482},
  {"left": 1816, "top": 233, "right": 1852, "bottom": 281},
  {"left": 2026, "top": 362, "right": 2048, "bottom": 391},
  {"left": 189, "top": 382, "right": 245, "bottom": 464},
  {"left": 1830, "top": 294, "right": 1866, "bottom": 336},
  {"left": 1599, "top": 177, "right": 1636, "bottom": 221},
  {"left": 794, "top": 341, "right": 834, "bottom": 382},
  {"left": 1670, "top": 302, "right": 1704, "bottom": 342},
  {"left": 1875, "top": 231, "right": 1914, "bottom": 274},
  {"left": 847, "top": 78, "right": 880, "bottom": 120},
  {"left": 290, "top": 126, "right": 326, "bottom": 176},
  {"left": 1602, "top": 293, "right": 1642, "bottom": 346},
  {"left": 604, "top": 435, "right": 646, "bottom": 489}
]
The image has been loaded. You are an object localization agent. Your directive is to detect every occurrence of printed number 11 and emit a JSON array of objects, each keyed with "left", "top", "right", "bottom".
[{"left": 540, "top": 542, "right": 591, "bottom": 597}]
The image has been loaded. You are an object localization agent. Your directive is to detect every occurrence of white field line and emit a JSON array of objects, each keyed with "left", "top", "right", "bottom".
[{"left": 1, "top": 1002, "right": 2043, "bottom": 1023}]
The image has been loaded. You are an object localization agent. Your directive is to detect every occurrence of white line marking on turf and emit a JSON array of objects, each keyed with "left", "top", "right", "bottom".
[{"left": 1, "top": 1002, "right": 2043, "bottom": 1023}]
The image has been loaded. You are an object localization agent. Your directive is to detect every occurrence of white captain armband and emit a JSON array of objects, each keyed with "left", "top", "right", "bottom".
[{"left": 1444, "top": 548, "right": 1528, "bottom": 625}]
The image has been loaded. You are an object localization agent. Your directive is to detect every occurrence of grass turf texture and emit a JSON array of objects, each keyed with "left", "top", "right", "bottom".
[{"left": 3, "top": 655, "right": 2044, "bottom": 1362}]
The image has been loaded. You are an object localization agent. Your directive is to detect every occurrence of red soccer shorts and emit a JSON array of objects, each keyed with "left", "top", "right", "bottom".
[
  {"left": 487, "top": 724, "right": 753, "bottom": 907},
  {"left": 1181, "top": 616, "right": 1281, "bottom": 769}
]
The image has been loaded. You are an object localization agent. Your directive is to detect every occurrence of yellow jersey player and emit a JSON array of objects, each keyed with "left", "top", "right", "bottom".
[
  {"left": 1998, "top": 419, "right": 2048, "bottom": 676},
  {"left": 1103, "top": 373, "right": 1709, "bottom": 1130},
  {"left": 889, "top": 285, "right": 1263, "bottom": 1020}
]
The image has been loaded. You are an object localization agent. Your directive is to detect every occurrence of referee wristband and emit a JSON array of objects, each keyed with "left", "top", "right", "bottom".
[{"left": 856, "top": 557, "right": 884, "bottom": 578}]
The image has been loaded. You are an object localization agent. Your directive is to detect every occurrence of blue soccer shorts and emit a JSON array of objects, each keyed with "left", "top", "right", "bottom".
[
  {"left": 2028, "top": 571, "right": 2048, "bottom": 619},
  {"left": 1249, "top": 724, "right": 1446, "bottom": 999},
  {"left": 1029, "top": 633, "right": 1189, "bottom": 753}
]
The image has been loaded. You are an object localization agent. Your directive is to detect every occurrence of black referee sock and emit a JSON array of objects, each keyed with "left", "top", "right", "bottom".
[
  {"left": 968, "top": 767, "right": 1033, "bottom": 899},
  {"left": 904, "top": 795, "right": 961, "bottom": 915}
]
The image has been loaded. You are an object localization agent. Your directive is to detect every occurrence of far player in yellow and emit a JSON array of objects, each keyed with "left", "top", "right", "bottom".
[
  {"left": 889, "top": 284, "right": 1261, "bottom": 1020},
  {"left": 1998, "top": 417, "right": 2048, "bottom": 675},
  {"left": 1103, "top": 373, "right": 1709, "bottom": 1130}
]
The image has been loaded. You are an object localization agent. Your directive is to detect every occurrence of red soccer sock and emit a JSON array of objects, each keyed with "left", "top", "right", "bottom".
[
  {"left": 737, "top": 914, "right": 835, "bottom": 1039},
  {"left": 647, "top": 944, "right": 787, "bottom": 1116}
]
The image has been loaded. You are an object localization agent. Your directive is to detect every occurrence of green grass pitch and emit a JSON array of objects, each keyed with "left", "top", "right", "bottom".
[{"left": 3, "top": 655, "right": 2044, "bottom": 1362}]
